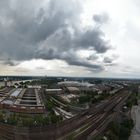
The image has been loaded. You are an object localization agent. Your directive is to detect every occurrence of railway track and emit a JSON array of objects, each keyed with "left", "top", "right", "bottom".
[
  {"left": 87, "top": 112, "right": 118, "bottom": 140},
  {"left": 76, "top": 91, "right": 131, "bottom": 140},
  {"left": 58, "top": 89, "right": 131, "bottom": 140},
  {"left": 56, "top": 91, "right": 130, "bottom": 140}
]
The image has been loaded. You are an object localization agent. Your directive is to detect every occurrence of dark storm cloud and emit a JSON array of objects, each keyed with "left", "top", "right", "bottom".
[
  {"left": 75, "top": 28, "right": 111, "bottom": 53},
  {"left": 35, "top": 25, "right": 111, "bottom": 70},
  {"left": 67, "top": 60, "right": 104, "bottom": 71},
  {"left": 0, "top": 0, "right": 113, "bottom": 71},
  {"left": 0, "top": 0, "right": 68, "bottom": 60},
  {"left": 36, "top": 48, "right": 104, "bottom": 71}
]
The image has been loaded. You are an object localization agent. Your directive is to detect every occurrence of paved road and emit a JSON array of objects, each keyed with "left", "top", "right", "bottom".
[{"left": 130, "top": 100, "right": 140, "bottom": 140}]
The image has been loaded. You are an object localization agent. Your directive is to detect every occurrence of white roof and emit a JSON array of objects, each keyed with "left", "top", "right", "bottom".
[{"left": 46, "top": 89, "right": 62, "bottom": 91}]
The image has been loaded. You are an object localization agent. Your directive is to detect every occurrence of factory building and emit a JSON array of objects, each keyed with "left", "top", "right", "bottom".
[{"left": 0, "top": 87, "right": 45, "bottom": 114}]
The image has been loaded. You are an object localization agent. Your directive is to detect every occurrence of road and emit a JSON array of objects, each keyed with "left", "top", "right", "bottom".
[{"left": 129, "top": 100, "right": 140, "bottom": 140}]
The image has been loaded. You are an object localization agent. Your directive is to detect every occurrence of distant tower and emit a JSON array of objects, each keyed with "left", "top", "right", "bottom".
[
  {"left": 139, "top": 86, "right": 140, "bottom": 94},
  {"left": 4, "top": 78, "right": 7, "bottom": 87}
]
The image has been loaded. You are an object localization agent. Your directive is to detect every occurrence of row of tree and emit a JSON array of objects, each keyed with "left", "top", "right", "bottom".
[{"left": 0, "top": 112, "right": 63, "bottom": 127}]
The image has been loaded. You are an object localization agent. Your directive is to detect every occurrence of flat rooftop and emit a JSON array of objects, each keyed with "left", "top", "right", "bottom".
[
  {"left": 0, "top": 87, "right": 45, "bottom": 113},
  {"left": 14, "top": 88, "right": 43, "bottom": 106}
]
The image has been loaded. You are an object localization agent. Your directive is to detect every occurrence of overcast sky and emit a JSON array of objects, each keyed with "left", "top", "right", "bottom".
[{"left": 0, "top": 0, "right": 140, "bottom": 78}]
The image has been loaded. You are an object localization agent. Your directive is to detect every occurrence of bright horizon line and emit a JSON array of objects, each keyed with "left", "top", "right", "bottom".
[{"left": 0, "top": 75, "right": 139, "bottom": 80}]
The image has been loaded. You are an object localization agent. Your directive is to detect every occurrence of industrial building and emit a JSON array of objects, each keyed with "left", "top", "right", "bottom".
[
  {"left": 0, "top": 87, "right": 45, "bottom": 114},
  {"left": 46, "top": 89, "right": 63, "bottom": 94}
]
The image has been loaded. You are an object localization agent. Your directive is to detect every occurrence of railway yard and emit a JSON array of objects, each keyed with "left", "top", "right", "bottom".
[
  {"left": 0, "top": 78, "right": 137, "bottom": 140},
  {"left": 56, "top": 89, "right": 131, "bottom": 140}
]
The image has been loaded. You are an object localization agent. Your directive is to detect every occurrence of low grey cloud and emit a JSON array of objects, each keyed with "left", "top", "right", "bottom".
[
  {"left": 0, "top": 0, "right": 113, "bottom": 72},
  {"left": 0, "top": 58, "right": 18, "bottom": 66},
  {"left": 76, "top": 28, "right": 111, "bottom": 53},
  {"left": 36, "top": 48, "right": 104, "bottom": 71},
  {"left": 87, "top": 54, "right": 98, "bottom": 61},
  {"left": 93, "top": 13, "right": 109, "bottom": 24},
  {"left": 103, "top": 55, "right": 118, "bottom": 66},
  {"left": 103, "top": 57, "right": 113, "bottom": 64},
  {"left": 2, "top": 59, "right": 18, "bottom": 66}
]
